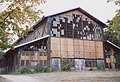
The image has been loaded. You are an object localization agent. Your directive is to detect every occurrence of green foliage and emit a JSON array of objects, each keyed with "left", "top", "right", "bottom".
[
  {"left": 61, "top": 59, "right": 71, "bottom": 71},
  {"left": 0, "top": 51, "right": 4, "bottom": 60},
  {"left": 0, "top": 0, "right": 46, "bottom": 50},
  {"left": 107, "top": 0, "right": 120, "bottom": 40},
  {"left": 20, "top": 67, "right": 33, "bottom": 74},
  {"left": 104, "top": 29, "right": 120, "bottom": 47},
  {"left": 89, "top": 68, "right": 93, "bottom": 71},
  {"left": 107, "top": 0, "right": 120, "bottom": 5},
  {"left": 35, "top": 65, "right": 53, "bottom": 73},
  {"left": 114, "top": 52, "right": 120, "bottom": 69}
]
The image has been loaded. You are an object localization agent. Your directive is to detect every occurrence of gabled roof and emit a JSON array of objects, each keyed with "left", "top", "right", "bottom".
[
  {"left": 44, "top": 7, "right": 107, "bottom": 27},
  {"left": 106, "top": 40, "right": 120, "bottom": 50},
  {"left": 14, "top": 7, "right": 107, "bottom": 46}
]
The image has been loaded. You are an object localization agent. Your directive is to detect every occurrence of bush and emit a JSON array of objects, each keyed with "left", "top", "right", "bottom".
[
  {"left": 50, "top": 65, "right": 55, "bottom": 72},
  {"left": 89, "top": 68, "right": 93, "bottom": 71},
  {"left": 62, "top": 64, "right": 71, "bottom": 71},
  {"left": 35, "top": 65, "right": 52, "bottom": 73},
  {"left": 20, "top": 67, "right": 32, "bottom": 74},
  {"left": 61, "top": 59, "right": 71, "bottom": 71}
]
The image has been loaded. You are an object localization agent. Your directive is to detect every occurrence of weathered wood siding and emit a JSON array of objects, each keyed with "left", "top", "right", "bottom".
[
  {"left": 50, "top": 9, "right": 105, "bottom": 70},
  {"left": 16, "top": 20, "right": 48, "bottom": 46}
]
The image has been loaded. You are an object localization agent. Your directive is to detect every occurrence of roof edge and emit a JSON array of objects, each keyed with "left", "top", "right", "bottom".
[
  {"left": 106, "top": 40, "right": 120, "bottom": 50},
  {"left": 14, "top": 35, "right": 50, "bottom": 49},
  {"left": 45, "top": 7, "right": 107, "bottom": 27}
]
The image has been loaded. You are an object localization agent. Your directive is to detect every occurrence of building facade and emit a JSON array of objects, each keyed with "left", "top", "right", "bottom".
[
  {"left": 0, "top": 8, "right": 109, "bottom": 73},
  {"left": 104, "top": 40, "right": 120, "bottom": 69}
]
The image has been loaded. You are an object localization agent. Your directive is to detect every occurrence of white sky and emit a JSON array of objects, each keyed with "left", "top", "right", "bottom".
[{"left": 40, "top": 0, "right": 119, "bottom": 23}]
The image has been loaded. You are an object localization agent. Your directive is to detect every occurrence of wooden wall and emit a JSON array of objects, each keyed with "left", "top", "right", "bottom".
[
  {"left": 51, "top": 37, "right": 104, "bottom": 59},
  {"left": 16, "top": 20, "right": 48, "bottom": 46},
  {"left": 50, "top": 10, "right": 103, "bottom": 41},
  {"left": 20, "top": 51, "right": 48, "bottom": 67}
]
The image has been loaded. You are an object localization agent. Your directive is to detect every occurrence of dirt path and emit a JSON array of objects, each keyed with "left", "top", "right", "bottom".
[
  {"left": 1, "top": 75, "right": 39, "bottom": 82},
  {"left": 1, "top": 71, "right": 120, "bottom": 82}
]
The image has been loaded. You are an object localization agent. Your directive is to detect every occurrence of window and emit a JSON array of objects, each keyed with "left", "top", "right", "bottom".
[
  {"left": 39, "top": 60, "right": 43, "bottom": 66},
  {"left": 105, "top": 63, "right": 108, "bottom": 68},
  {"left": 85, "top": 60, "right": 97, "bottom": 67},
  {"left": 31, "top": 60, "right": 38, "bottom": 67},
  {"left": 61, "top": 30, "right": 64, "bottom": 35},
  {"left": 26, "top": 60, "right": 29, "bottom": 66},
  {"left": 21, "top": 60, "right": 24, "bottom": 66},
  {"left": 44, "top": 60, "right": 47, "bottom": 66}
]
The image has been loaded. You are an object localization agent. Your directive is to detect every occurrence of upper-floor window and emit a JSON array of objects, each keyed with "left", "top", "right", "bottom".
[{"left": 51, "top": 15, "right": 103, "bottom": 41}]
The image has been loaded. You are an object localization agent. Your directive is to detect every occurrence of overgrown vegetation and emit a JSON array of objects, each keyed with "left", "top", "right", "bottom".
[
  {"left": 0, "top": 49, "right": 4, "bottom": 60},
  {"left": 20, "top": 67, "right": 33, "bottom": 74},
  {"left": 20, "top": 65, "right": 54, "bottom": 74},
  {"left": 114, "top": 52, "right": 120, "bottom": 69},
  {"left": 61, "top": 58, "right": 72, "bottom": 71},
  {"left": 106, "top": 0, "right": 120, "bottom": 44},
  {"left": 35, "top": 65, "right": 54, "bottom": 73},
  {"left": 104, "top": 29, "right": 120, "bottom": 47},
  {"left": 0, "top": 0, "right": 46, "bottom": 59}
]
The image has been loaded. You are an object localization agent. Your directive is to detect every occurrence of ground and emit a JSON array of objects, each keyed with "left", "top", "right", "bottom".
[{"left": 1, "top": 71, "right": 120, "bottom": 82}]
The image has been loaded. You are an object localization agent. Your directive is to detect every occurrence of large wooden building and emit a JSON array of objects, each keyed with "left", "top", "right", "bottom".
[{"left": 1, "top": 7, "right": 119, "bottom": 73}]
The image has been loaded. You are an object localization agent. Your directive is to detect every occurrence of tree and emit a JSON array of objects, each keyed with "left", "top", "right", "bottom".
[
  {"left": 0, "top": 0, "right": 46, "bottom": 58},
  {"left": 104, "top": 29, "right": 120, "bottom": 47},
  {"left": 107, "top": 0, "right": 120, "bottom": 40},
  {"left": 107, "top": 0, "right": 120, "bottom": 69},
  {"left": 114, "top": 52, "right": 120, "bottom": 69}
]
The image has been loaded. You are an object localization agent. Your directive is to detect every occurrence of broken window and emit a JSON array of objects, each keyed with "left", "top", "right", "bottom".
[
  {"left": 51, "top": 15, "right": 103, "bottom": 41},
  {"left": 85, "top": 60, "right": 97, "bottom": 67}
]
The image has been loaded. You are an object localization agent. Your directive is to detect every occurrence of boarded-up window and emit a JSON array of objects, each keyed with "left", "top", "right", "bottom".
[{"left": 21, "top": 60, "right": 24, "bottom": 66}]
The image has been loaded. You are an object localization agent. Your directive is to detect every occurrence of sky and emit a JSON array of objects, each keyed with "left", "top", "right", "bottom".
[{"left": 40, "top": 0, "right": 119, "bottom": 23}]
